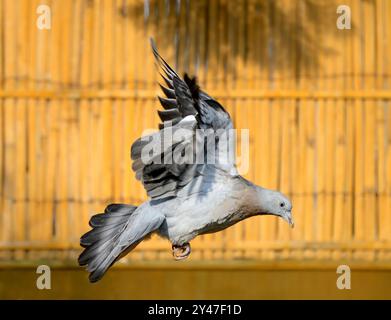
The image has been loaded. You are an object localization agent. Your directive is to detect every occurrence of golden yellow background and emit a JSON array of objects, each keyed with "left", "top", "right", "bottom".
[{"left": 0, "top": 0, "right": 390, "bottom": 299}]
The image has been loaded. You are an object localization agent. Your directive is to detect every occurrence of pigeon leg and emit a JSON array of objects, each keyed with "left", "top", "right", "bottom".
[{"left": 172, "top": 242, "right": 191, "bottom": 260}]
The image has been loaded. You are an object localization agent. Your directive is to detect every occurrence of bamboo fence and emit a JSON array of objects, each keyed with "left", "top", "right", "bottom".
[{"left": 0, "top": 0, "right": 390, "bottom": 262}]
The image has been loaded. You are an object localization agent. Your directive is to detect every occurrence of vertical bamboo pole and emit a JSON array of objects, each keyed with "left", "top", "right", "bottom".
[
  {"left": 362, "top": 0, "right": 377, "bottom": 261},
  {"left": 352, "top": 0, "right": 365, "bottom": 259},
  {"left": 2, "top": 0, "right": 17, "bottom": 260}
]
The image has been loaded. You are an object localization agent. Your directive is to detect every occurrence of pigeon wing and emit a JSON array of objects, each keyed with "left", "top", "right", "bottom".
[{"left": 130, "top": 39, "right": 237, "bottom": 201}]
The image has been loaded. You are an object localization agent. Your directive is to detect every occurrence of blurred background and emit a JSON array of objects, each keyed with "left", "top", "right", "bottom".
[{"left": 0, "top": 0, "right": 391, "bottom": 299}]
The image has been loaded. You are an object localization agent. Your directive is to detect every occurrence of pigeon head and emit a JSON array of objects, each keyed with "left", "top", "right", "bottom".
[{"left": 254, "top": 188, "right": 294, "bottom": 228}]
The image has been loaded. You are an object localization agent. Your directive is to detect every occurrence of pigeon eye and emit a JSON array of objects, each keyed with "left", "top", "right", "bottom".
[{"left": 280, "top": 202, "right": 285, "bottom": 208}]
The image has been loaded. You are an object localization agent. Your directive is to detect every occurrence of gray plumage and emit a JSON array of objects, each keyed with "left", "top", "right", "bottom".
[{"left": 78, "top": 39, "right": 294, "bottom": 283}]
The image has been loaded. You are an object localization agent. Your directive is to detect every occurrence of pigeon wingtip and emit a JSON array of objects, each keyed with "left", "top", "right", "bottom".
[{"left": 150, "top": 37, "right": 159, "bottom": 56}]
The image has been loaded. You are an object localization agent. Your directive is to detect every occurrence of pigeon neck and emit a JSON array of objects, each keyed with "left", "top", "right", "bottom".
[
  {"left": 240, "top": 180, "right": 278, "bottom": 216},
  {"left": 233, "top": 177, "right": 271, "bottom": 216}
]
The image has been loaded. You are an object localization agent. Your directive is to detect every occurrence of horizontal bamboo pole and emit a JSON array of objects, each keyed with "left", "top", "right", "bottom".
[
  {"left": 2, "top": 191, "right": 389, "bottom": 203},
  {"left": 1, "top": 89, "right": 391, "bottom": 100},
  {"left": 2, "top": 240, "right": 391, "bottom": 251},
  {"left": 2, "top": 260, "right": 391, "bottom": 271}
]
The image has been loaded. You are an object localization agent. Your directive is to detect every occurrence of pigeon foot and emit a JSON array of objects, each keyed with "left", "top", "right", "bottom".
[{"left": 172, "top": 242, "right": 191, "bottom": 260}]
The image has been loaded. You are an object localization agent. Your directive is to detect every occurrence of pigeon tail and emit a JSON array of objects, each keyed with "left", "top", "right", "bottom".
[
  {"left": 78, "top": 203, "right": 137, "bottom": 283},
  {"left": 78, "top": 203, "right": 165, "bottom": 282}
]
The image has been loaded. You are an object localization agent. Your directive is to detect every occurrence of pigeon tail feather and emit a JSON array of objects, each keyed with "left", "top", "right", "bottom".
[{"left": 78, "top": 203, "right": 137, "bottom": 283}]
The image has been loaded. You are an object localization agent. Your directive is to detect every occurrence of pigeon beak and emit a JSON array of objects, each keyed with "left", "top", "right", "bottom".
[
  {"left": 282, "top": 213, "right": 294, "bottom": 228},
  {"left": 289, "top": 217, "right": 295, "bottom": 228}
]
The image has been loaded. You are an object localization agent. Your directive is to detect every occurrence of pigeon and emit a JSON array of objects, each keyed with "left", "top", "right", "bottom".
[{"left": 78, "top": 39, "right": 294, "bottom": 283}]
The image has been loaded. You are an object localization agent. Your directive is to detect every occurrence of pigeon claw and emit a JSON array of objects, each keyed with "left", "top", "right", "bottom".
[{"left": 172, "top": 243, "right": 191, "bottom": 260}]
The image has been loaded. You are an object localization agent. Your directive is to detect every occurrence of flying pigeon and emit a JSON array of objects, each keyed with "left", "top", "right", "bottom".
[{"left": 78, "top": 40, "right": 294, "bottom": 283}]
